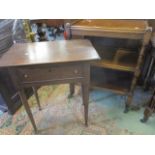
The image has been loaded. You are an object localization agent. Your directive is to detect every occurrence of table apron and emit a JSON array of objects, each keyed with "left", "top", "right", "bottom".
[
  {"left": 20, "top": 76, "right": 87, "bottom": 88},
  {"left": 8, "top": 63, "right": 90, "bottom": 89}
]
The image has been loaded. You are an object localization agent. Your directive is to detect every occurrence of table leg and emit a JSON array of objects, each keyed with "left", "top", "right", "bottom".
[
  {"left": 82, "top": 83, "right": 89, "bottom": 126},
  {"left": 19, "top": 88, "right": 37, "bottom": 133},
  {"left": 141, "top": 107, "right": 152, "bottom": 123},
  {"left": 32, "top": 87, "right": 41, "bottom": 110},
  {"left": 141, "top": 88, "right": 155, "bottom": 123},
  {"left": 125, "top": 30, "right": 151, "bottom": 113},
  {"left": 124, "top": 94, "right": 132, "bottom": 113},
  {"left": 68, "top": 83, "right": 75, "bottom": 98},
  {"left": 143, "top": 58, "right": 154, "bottom": 90}
]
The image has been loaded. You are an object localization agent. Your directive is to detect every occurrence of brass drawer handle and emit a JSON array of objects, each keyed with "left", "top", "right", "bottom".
[
  {"left": 74, "top": 69, "right": 78, "bottom": 74},
  {"left": 24, "top": 74, "right": 28, "bottom": 78}
]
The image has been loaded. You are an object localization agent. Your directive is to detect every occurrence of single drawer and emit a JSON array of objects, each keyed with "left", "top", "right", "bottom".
[{"left": 16, "top": 64, "right": 84, "bottom": 83}]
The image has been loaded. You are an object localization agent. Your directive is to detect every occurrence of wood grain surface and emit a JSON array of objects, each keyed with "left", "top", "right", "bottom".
[{"left": 0, "top": 39, "right": 100, "bottom": 67}]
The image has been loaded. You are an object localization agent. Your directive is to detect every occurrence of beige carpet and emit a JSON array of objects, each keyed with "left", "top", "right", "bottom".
[{"left": 0, "top": 84, "right": 154, "bottom": 135}]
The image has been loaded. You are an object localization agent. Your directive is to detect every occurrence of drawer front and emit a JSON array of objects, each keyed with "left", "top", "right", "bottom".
[{"left": 16, "top": 64, "right": 84, "bottom": 83}]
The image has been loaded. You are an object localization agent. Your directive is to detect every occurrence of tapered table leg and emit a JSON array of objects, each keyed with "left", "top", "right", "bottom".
[
  {"left": 81, "top": 64, "right": 90, "bottom": 126},
  {"left": 124, "top": 95, "right": 132, "bottom": 113},
  {"left": 82, "top": 83, "right": 89, "bottom": 126},
  {"left": 19, "top": 88, "right": 37, "bottom": 133},
  {"left": 32, "top": 87, "right": 41, "bottom": 110},
  {"left": 68, "top": 83, "right": 75, "bottom": 98}
]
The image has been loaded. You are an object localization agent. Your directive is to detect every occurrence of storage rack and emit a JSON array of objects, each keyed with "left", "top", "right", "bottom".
[{"left": 65, "top": 19, "right": 152, "bottom": 112}]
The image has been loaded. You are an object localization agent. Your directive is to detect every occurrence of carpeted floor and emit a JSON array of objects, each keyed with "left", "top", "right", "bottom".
[{"left": 0, "top": 84, "right": 154, "bottom": 135}]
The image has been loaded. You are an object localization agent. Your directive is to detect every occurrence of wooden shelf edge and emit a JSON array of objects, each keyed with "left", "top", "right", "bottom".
[
  {"left": 91, "top": 83, "right": 129, "bottom": 95},
  {"left": 91, "top": 48, "right": 138, "bottom": 72},
  {"left": 92, "top": 61, "right": 136, "bottom": 72}
]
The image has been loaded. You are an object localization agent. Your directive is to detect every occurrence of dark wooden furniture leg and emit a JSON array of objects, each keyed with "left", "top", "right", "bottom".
[
  {"left": 141, "top": 88, "right": 155, "bottom": 123},
  {"left": 124, "top": 29, "right": 152, "bottom": 113},
  {"left": 19, "top": 88, "right": 37, "bottom": 133},
  {"left": 68, "top": 83, "right": 75, "bottom": 98},
  {"left": 141, "top": 107, "right": 152, "bottom": 122},
  {"left": 82, "top": 64, "right": 90, "bottom": 126},
  {"left": 32, "top": 87, "right": 41, "bottom": 110},
  {"left": 82, "top": 83, "right": 89, "bottom": 126},
  {"left": 125, "top": 46, "right": 146, "bottom": 113},
  {"left": 143, "top": 57, "right": 154, "bottom": 90},
  {"left": 0, "top": 81, "right": 15, "bottom": 113}
]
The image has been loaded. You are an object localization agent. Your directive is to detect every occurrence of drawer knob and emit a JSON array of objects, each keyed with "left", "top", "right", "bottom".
[
  {"left": 74, "top": 69, "right": 78, "bottom": 74},
  {"left": 24, "top": 74, "right": 28, "bottom": 78}
]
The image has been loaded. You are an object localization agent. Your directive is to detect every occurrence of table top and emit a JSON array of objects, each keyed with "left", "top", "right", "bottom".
[
  {"left": 70, "top": 20, "right": 149, "bottom": 34},
  {"left": 0, "top": 39, "right": 100, "bottom": 67}
]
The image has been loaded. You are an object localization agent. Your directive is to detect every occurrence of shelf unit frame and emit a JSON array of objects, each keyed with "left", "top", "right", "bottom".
[{"left": 65, "top": 19, "right": 152, "bottom": 112}]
